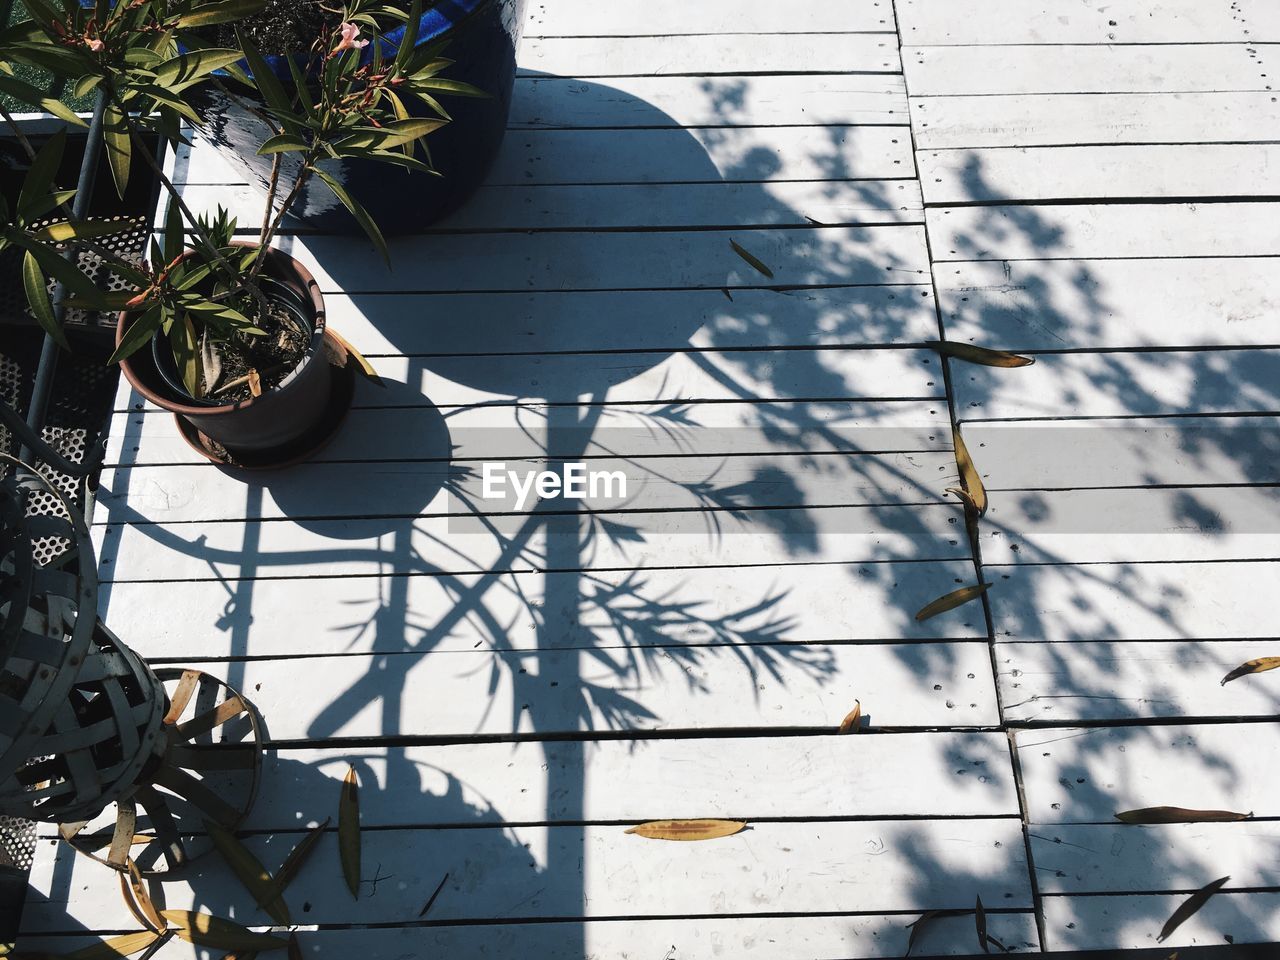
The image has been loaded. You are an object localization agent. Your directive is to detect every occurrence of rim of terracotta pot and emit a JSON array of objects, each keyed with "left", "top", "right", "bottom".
[{"left": 116, "top": 243, "right": 326, "bottom": 416}]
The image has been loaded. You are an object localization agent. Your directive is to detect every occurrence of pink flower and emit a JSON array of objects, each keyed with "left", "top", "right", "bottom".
[
  {"left": 85, "top": 37, "right": 104, "bottom": 52},
  {"left": 329, "top": 22, "right": 369, "bottom": 58}
]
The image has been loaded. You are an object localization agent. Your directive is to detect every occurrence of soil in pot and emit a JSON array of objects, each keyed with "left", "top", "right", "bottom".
[
  {"left": 153, "top": 278, "right": 313, "bottom": 405},
  {"left": 205, "top": 0, "right": 333, "bottom": 55}
]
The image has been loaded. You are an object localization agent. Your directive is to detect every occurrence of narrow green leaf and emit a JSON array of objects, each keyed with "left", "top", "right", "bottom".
[
  {"left": 257, "top": 134, "right": 310, "bottom": 155},
  {"left": 412, "top": 77, "right": 489, "bottom": 98},
  {"left": 153, "top": 48, "right": 243, "bottom": 87},
  {"left": 314, "top": 168, "right": 389, "bottom": 266},
  {"left": 204, "top": 819, "right": 288, "bottom": 923},
  {"left": 164, "top": 198, "right": 185, "bottom": 265},
  {"left": 171, "top": 311, "right": 202, "bottom": 396},
  {"left": 396, "top": 0, "right": 422, "bottom": 72},
  {"left": 0, "top": 76, "right": 85, "bottom": 126},
  {"left": 261, "top": 818, "right": 329, "bottom": 903},
  {"left": 236, "top": 29, "right": 294, "bottom": 123},
  {"left": 108, "top": 307, "right": 165, "bottom": 365},
  {"left": 729, "top": 238, "right": 774, "bottom": 279},
  {"left": 177, "top": 0, "right": 268, "bottom": 27},
  {"left": 33, "top": 219, "right": 129, "bottom": 243},
  {"left": 22, "top": 250, "right": 68, "bottom": 349},
  {"left": 16, "top": 130, "right": 67, "bottom": 220},
  {"left": 339, "top": 765, "right": 361, "bottom": 899},
  {"left": 102, "top": 102, "right": 132, "bottom": 199}
]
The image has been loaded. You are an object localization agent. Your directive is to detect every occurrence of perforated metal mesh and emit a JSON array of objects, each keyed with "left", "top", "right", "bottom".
[
  {"left": 0, "top": 215, "right": 149, "bottom": 338},
  {"left": 0, "top": 815, "right": 34, "bottom": 872}
]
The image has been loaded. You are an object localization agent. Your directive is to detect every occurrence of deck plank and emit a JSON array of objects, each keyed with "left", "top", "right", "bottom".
[
  {"left": 1042, "top": 892, "right": 1280, "bottom": 951},
  {"left": 1016, "top": 723, "right": 1280, "bottom": 824},
  {"left": 107, "top": 642, "right": 1003, "bottom": 740},
  {"left": 98, "top": 558, "right": 987, "bottom": 661},
  {"left": 988, "top": 560, "right": 1280, "bottom": 642},
  {"left": 182, "top": 178, "right": 926, "bottom": 233},
  {"left": 523, "top": 34, "right": 901, "bottom": 77},
  {"left": 912, "top": 92, "right": 1280, "bottom": 149},
  {"left": 23, "top": 819, "right": 1031, "bottom": 932},
  {"left": 903, "top": 43, "right": 1268, "bottom": 95},
  {"left": 18, "top": 913, "right": 1044, "bottom": 960},
  {"left": 952, "top": 349, "right": 1280, "bottom": 419},
  {"left": 282, "top": 225, "right": 932, "bottom": 294},
  {"left": 226, "top": 734, "right": 1021, "bottom": 829},
  {"left": 527, "top": 0, "right": 895, "bottom": 37},
  {"left": 896, "top": 0, "right": 1256, "bottom": 45},
  {"left": 918, "top": 144, "right": 1280, "bottom": 203},
  {"left": 176, "top": 126, "right": 918, "bottom": 186},
  {"left": 937, "top": 257, "right": 1280, "bottom": 350},
  {"left": 928, "top": 202, "right": 1280, "bottom": 261},
  {"left": 505, "top": 75, "right": 907, "bottom": 129}
]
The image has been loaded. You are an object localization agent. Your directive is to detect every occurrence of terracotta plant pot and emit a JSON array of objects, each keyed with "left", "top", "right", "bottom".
[{"left": 116, "top": 245, "right": 333, "bottom": 455}]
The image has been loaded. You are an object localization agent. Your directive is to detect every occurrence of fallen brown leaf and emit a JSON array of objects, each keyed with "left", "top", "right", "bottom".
[
  {"left": 1115, "top": 807, "right": 1251, "bottom": 824},
  {"left": 914, "top": 583, "right": 991, "bottom": 622},
  {"left": 837, "top": 700, "right": 863, "bottom": 734},
  {"left": 1220, "top": 657, "right": 1280, "bottom": 686},
  {"left": 625, "top": 819, "right": 746, "bottom": 841}
]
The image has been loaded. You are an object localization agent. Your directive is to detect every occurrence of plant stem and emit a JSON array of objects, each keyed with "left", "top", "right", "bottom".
[
  {"left": 113, "top": 101, "right": 271, "bottom": 321},
  {"left": 0, "top": 105, "right": 173, "bottom": 284},
  {"left": 258, "top": 152, "right": 283, "bottom": 248},
  {"left": 0, "top": 105, "right": 38, "bottom": 158}
]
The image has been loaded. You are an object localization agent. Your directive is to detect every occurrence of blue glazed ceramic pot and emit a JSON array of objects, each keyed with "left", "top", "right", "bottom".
[{"left": 188, "top": 0, "right": 525, "bottom": 234}]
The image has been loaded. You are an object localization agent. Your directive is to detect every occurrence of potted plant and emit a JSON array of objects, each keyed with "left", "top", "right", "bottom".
[
  {"left": 186, "top": 0, "right": 527, "bottom": 233},
  {"left": 1, "top": 0, "right": 482, "bottom": 465}
]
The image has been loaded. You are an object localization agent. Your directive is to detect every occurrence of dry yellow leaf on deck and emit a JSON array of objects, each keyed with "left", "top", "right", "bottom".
[
  {"left": 838, "top": 700, "right": 862, "bottom": 733},
  {"left": 1220, "top": 657, "right": 1280, "bottom": 685},
  {"left": 625, "top": 819, "right": 746, "bottom": 841},
  {"left": 914, "top": 583, "right": 991, "bottom": 622}
]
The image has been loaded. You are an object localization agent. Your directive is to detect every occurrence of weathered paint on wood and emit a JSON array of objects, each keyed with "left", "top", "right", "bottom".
[
  {"left": 18, "top": 911, "right": 1043, "bottom": 960},
  {"left": 527, "top": 0, "right": 895, "bottom": 37},
  {"left": 919, "top": 144, "right": 1280, "bottom": 203},
  {"left": 24, "top": 818, "right": 1031, "bottom": 931},
  {"left": 929, "top": 202, "right": 1280, "bottom": 262},
  {"left": 175, "top": 126, "right": 918, "bottom": 186},
  {"left": 912, "top": 92, "right": 1280, "bottom": 149},
  {"left": 98, "top": 558, "right": 987, "bottom": 661},
  {"left": 524, "top": 33, "right": 901, "bottom": 77},
  {"left": 903, "top": 43, "right": 1271, "bottom": 95},
  {"left": 897, "top": 0, "right": 1263, "bottom": 45},
  {"left": 937, "top": 257, "right": 1280, "bottom": 350},
  {"left": 1042, "top": 891, "right": 1280, "bottom": 951},
  {"left": 987, "top": 560, "right": 1280, "bottom": 641},
  {"left": 952, "top": 349, "right": 1280, "bottom": 419},
  {"left": 1017, "top": 723, "right": 1280, "bottom": 824}
]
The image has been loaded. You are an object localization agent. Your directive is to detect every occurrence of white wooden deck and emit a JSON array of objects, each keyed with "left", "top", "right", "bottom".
[{"left": 19, "top": 0, "right": 1280, "bottom": 955}]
